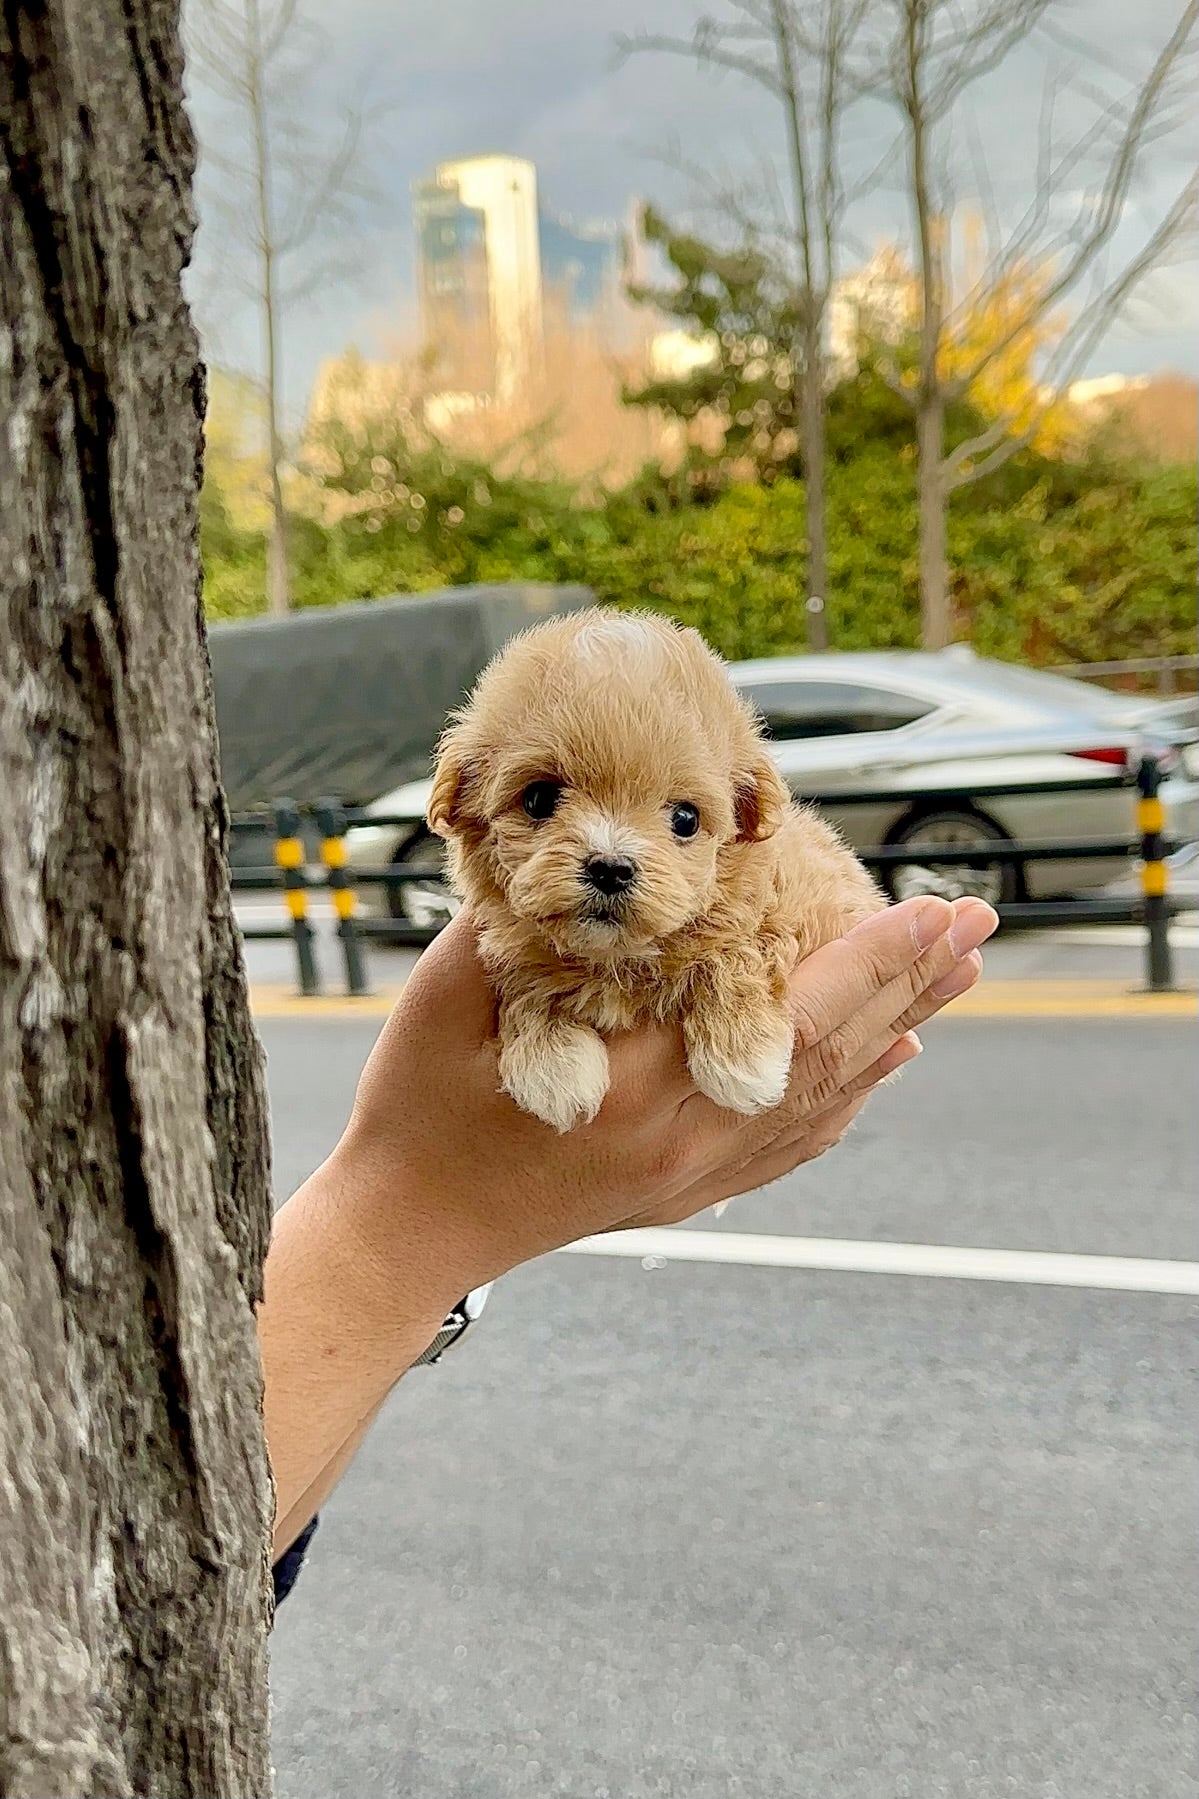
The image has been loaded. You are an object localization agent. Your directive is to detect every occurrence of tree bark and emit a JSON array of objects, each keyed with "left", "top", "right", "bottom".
[
  {"left": 904, "top": 0, "right": 952, "bottom": 651},
  {"left": 0, "top": 4, "right": 275, "bottom": 1795},
  {"left": 245, "top": 0, "right": 291, "bottom": 618},
  {"left": 799, "top": 338, "right": 831, "bottom": 652},
  {"left": 917, "top": 395, "right": 950, "bottom": 649}
]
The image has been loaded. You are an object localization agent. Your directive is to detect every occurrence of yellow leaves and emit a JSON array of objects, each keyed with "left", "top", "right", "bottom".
[
  {"left": 939, "top": 225, "right": 1072, "bottom": 455},
  {"left": 859, "top": 219, "right": 1079, "bottom": 457},
  {"left": 203, "top": 370, "right": 273, "bottom": 530}
]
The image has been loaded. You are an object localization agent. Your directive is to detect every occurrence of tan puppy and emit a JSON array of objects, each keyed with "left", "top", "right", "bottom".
[{"left": 429, "top": 608, "right": 885, "bottom": 1132}]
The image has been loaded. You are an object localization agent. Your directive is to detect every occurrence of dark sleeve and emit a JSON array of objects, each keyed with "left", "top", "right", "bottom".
[{"left": 272, "top": 1514, "right": 319, "bottom": 1605}]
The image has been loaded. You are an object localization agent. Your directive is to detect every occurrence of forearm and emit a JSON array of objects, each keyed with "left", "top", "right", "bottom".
[
  {"left": 257, "top": 898, "right": 994, "bottom": 1561},
  {"left": 272, "top": 1406, "right": 382, "bottom": 1564},
  {"left": 257, "top": 1147, "right": 456, "bottom": 1558}
]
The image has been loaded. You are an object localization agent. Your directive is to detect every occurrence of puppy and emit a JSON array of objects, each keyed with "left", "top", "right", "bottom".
[{"left": 428, "top": 608, "right": 885, "bottom": 1132}]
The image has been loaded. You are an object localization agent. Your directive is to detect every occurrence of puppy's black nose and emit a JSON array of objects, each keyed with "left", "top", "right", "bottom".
[{"left": 582, "top": 854, "right": 637, "bottom": 896}]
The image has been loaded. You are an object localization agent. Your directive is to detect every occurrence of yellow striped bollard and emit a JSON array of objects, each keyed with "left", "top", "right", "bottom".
[
  {"left": 1136, "top": 752, "right": 1174, "bottom": 992},
  {"left": 316, "top": 799, "right": 369, "bottom": 996},
  {"left": 273, "top": 801, "right": 320, "bottom": 996}
]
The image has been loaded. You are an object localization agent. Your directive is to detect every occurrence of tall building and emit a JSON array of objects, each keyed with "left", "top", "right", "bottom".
[
  {"left": 539, "top": 213, "right": 623, "bottom": 334},
  {"left": 414, "top": 156, "right": 629, "bottom": 407},
  {"left": 827, "top": 247, "right": 916, "bottom": 374},
  {"left": 414, "top": 155, "right": 544, "bottom": 407}
]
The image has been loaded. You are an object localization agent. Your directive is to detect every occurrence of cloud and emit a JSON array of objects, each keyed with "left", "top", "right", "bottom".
[{"left": 183, "top": 0, "right": 1199, "bottom": 415}]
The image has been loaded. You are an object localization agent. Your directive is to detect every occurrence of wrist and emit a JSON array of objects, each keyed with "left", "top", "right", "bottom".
[{"left": 322, "top": 1132, "right": 505, "bottom": 1338}]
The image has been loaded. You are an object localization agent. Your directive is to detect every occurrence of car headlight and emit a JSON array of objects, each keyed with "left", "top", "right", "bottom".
[{"left": 346, "top": 824, "right": 407, "bottom": 862}]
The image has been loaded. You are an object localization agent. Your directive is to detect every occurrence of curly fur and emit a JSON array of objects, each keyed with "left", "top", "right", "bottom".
[{"left": 429, "top": 608, "right": 885, "bottom": 1129}]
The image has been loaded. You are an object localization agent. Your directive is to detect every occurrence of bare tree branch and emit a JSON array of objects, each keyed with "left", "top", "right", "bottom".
[
  {"left": 275, "top": 104, "right": 367, "bottom": 253},
  {"left": 946, "top": 168, "right": 1197, "bottom": 486},
  {"left": 262, "top": 0, "right": 302, "bottom": 58},
  {"left": 622, "top": 0, "right": 874, "bottom": 647},
  {"left": 616, "top": 29, "right": 787, "bottom": 96},
  {"left": 188, "top": 0, "right": 381, "bottom": 614},
  {"left": 948, "top": 1, "right": 1197, "bottom": 392},
  {"left": 850, "top": 0, "right": 1197, "bottom": 645}
]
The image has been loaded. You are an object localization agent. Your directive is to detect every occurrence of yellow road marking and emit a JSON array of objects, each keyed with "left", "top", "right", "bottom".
[
  {"left": 949, "top": 979, "right": 1195, "bottom": 1017},
  {"left": 249, "top": 979, "right": 1196, "bottom": 1022},
  {"left": 251, "top": 984, "right": 404, "bottom": 1018}
]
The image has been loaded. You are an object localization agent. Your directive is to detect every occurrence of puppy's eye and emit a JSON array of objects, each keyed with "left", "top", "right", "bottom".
[
  {"left": 521, "top": 780, "right": 563, "bottom": 821},
  {"left": 670, "top": 802, "right": 700, "bottom": 840}
]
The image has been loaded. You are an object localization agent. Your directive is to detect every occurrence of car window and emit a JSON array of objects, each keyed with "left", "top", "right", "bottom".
[
  {"left": 940, "top": 658, "right": 1149, "bottom": 721},
  {"left": 738, "top": 680, "right": 935, "bottom": 740}
]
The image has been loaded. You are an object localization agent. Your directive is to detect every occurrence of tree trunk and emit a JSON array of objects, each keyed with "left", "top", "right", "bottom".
[
  {"left": 799, "top": 337, "right": 831, "bottom": 653},
  {"left": 0, "top": 5, "right": 275, "bottom": 1795},
  {"left": 260, "top": 211, "right": 292, "bottom": 624},
  {"left": 246, "top": 0, "right": 291, "bottom": 619},
  {"left": 266, "top": 498, "right": 291, "bottom": 619},
  {"left": 902, "top": 2, "right": 953, "bottom": 650},
  {"left": 917, "top": 396, "right": 951, "bottom": 649}
]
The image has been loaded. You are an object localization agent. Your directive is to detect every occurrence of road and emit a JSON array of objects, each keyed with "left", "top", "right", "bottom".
[{"left": 258, "top": 921, "right": 1198, "bottom": 1799}]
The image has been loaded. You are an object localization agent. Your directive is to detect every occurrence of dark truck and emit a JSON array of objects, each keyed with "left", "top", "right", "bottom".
[{"left": 209, "top": 582, "right": 591, "bottom": 860}]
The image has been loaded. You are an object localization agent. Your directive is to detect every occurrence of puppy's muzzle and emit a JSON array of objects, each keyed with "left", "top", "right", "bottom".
[{"left": 581, "top": 853, "right": 637, "bottom": 898}]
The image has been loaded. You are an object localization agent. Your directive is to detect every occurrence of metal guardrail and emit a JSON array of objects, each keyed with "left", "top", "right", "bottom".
[
  {"left": 231, "top": 754, "right": 1187, "bottom": 997},
  {"left": 1049, "top": 654, "right": 1198, "bottom": 697}
]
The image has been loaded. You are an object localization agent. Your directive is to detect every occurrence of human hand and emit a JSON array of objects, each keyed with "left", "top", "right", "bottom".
[{"left": 331, "top": 894, "right": 997, "bottom": 1318}]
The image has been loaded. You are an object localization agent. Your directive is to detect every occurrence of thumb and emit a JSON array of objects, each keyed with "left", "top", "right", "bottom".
[{"left": 398, "top": 909, "right": 498, "bottom": 1045}]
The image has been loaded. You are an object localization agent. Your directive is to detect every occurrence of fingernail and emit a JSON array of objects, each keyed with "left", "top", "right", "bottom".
[
  {"left": 879, "top": 1032, "right": 922, "bottom": 1080},
  {"left": 948, "top": 901, "right": 999, "bottom": 958},
  {"left": 911, "top": 897, "right": 954, "bottom": 951},
  {"left": 931, "top": 949, "right": 984, "bottom": 1000}
]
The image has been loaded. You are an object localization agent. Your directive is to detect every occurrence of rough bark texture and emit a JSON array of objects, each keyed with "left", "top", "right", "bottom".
[
  {"left": 917, "top": 395, "right": 950, "bottom": 650},
  {"left": 799, "top": 342, "right": 831, "bottom": 653},
  {"left": 903, "top": 0, "right": 953, "bottom": 651},
  {"left": 0, "top": 3, "right": 275, "bottom": 1795}
]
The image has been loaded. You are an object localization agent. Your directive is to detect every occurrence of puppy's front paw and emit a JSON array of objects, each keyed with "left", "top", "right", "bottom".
[
  {"left": 499, "top": 1021, "right": 610, "bottom": 1133},
  {"left": 686, "top": 1012, "right": 794, "bottom": 1116}
]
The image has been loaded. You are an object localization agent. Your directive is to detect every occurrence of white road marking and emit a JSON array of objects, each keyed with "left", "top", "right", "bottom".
[
  {"left": 559, "top": 1228, "right": 1199, "bottom": 1296},
  {"left": 1029, "top": 924, "right": 1199, "bottom": 948}
]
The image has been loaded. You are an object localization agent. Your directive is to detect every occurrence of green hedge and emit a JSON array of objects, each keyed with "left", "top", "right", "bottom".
[{"left": 202, "top": 447, "right": 1197, "bottom": 666}]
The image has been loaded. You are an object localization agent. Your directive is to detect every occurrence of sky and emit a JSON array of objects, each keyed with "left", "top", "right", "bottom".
[{"left": 183, "top": 0, "right": 1197, "bottom": 424}]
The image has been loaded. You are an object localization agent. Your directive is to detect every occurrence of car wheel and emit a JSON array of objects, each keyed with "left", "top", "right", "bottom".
[
  {"left": 887, "top": 808, "right": 1019, "bottom": 907},
  {"left": 386, "top": 829, "right": 460, "bottom": 931}
]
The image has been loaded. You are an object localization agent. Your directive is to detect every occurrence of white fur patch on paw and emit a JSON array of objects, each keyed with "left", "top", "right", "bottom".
[
  {"left": 687, "top": 1018, "right": 794, "bottom": 1116},
  {"left": 500, "top": 1024, "right": 611, "bottom": 1133}
]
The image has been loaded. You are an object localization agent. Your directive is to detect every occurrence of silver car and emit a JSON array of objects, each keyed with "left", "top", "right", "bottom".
[{"left": 347, "top": 647, "right": 1199, "bottom": 923}]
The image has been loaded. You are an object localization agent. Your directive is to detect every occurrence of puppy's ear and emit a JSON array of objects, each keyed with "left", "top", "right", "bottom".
[
  {"left": 734, "top": 751, "right": 790, "bottom": 843},
  {"left": 427, "top": 726, "right": 473, "bottom": 838}
]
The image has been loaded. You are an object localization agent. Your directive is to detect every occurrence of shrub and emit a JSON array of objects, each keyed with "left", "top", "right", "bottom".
[{"left": 201, "top": 438, "right": 1197, "bottom": 666}]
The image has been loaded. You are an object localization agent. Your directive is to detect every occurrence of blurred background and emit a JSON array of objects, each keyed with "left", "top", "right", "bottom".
[
  {"left": 183, "top": 0, "right": 1196, "bottom": 660},
  {"left": 181, "top": 3, "right": 1199, "bottom": 1795}
]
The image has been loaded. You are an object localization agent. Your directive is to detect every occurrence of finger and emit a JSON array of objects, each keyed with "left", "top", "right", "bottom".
[
  {"left": 670, "top": 907, "right": 988, "bottom": 1158},
  {"left": 767, "top": 1028, "right": 924, "bottom": 1143},
  {"left": 838, "top": 1027, "right": 925, "bottom": 1093},
  {"left": 654, "top": 1026, "right": 926, "bottom": 1225},
  {"left": 680, "top": 1092, "right": 868, "bottom": 1217},
  {"left": 692, "top": 1033, "right": 920, "bottom": 1210},
  {"left": 672, "top": 915, "right": 948, "bottom": 1143},
  {"left": 617, "top": 1008, "right": 931, "bottom": 1230},
  {"left": 877, "top": 1028, "right": 925, "bottom": 1076},
  {"left": 782, "top": 896, "right": 957, "bottom": 1047},
  {"left": 784, "top": 900, "right": 996, "bottom": 1105},
  {"left": 925, "top": 946, "right": 985, "bottom": 1005},
  {"left": 821, "top": 947, "right": 985, "bottom": 1098}
]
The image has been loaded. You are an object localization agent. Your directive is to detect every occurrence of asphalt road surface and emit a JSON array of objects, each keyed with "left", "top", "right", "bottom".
[{"left": 262, "top": 936, "right": 1197, "bottom": 1799}]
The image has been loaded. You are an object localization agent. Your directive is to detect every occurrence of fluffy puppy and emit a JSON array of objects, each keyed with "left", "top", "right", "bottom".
[{"left": 428, "top": 608, "right": 885, "bottom": 1132}]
